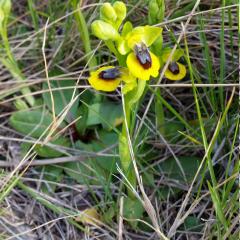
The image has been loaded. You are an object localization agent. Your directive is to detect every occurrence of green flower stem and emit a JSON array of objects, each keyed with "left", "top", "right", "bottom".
[
  {"left": 105, "top": 40, "right": 125, "bottom": 66},
  {"left": 119, "top": 79, "right": 146, "bottom": 197},
  {"left": 0, "top": 28, "right": 35, "bottom": 106},
  {"left": 72, "top": 0, "right": 97, "bottom": 69},
  {"left": 119, "top": 119, "right": 136, "bottom": 198},
  {"left": 125, "top": 79, "right": 146, "bottom": 108},
  {"left": 1, "top": 28, "right": 14, "bottom": 62},
  {"left": 155, "top": 88, "right": 165, "bottom": 136}
]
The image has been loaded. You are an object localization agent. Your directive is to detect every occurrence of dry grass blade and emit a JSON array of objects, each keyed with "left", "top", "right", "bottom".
[
  {"left": 42, "top": 18, "right": 56, "bottom": 125},
  {"left": 118, "top": 196, "right": 124, "bottom": 240}
]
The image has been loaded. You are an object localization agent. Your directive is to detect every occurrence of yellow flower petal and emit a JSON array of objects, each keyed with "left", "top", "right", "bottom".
[
  {"left": 117, "top": 37, "right": 130, "bottom": 55},
  {"left": 126, "top": 51, "right": 160, "bottom": 80},
  {"left": 88, "top": 66, "right": 136, "bottom": 92},
  {"left": 127, "top": 26, "right": 162, "bottom": 49},
  {"left": 122, "top": 81, "right": 137, "bottom": 94},
  {"left": 164, "top": 62, "right": 186, "bottom": 81},
  {"left": 161, "top": 48, "right": 184, "bottom": 62},
  {"left": 88, "top": 66, "right": 120, "bottom": 92},
  {"left": 120, "top": 68, "right": 136, "bottom": 83}
]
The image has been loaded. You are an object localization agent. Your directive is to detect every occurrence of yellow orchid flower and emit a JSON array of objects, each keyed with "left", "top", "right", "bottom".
[
  {"left": 126, "top": 45, "right": 160, "bottom": 81},
  {"left": 161, "top": 48, "right": 187, "bottom": 81},
  {"left": 88, "top": 66, "right": 136, "bottom": 92},
  {"left": 118, "top": 25, "right": 162, "bottom": 81},
  {"left": 164, "top": 62, "right": 186, "bottom": 81}
]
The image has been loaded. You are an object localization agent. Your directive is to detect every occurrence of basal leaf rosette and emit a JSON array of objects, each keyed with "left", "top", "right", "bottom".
[
  {"left": 88, "top": 66, "right": 136, "bottom": 93},
  {"left": 161, "top": 48, "right": 187, "bottom": 81},
  {"left": 118, "top": 26, "right": 162, "bottom": 80}
]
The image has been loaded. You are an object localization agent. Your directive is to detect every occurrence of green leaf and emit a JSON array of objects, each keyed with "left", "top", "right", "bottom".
[
  {"left": 87, "top": 101, "right": 123, "bottom": 130},
  {"left": 20, "top": 137, "right": 70, "bottom": 158},
  {"left": 92, "top": 131, "right": 119, "bottom": 172},
  {"left": 163, "top": 121, "right": 185, "bottom": 143},
  {"left": 159, "top": 156, "right": 201, "bottom": 182},
  {"left": 180, "top": 216, "right": 203, "bottom": 232},
  {"left": 65, "top": 140, "right": 109, "bottom": 184},
  {"left": 86, "top": 103, "right": 102, "bottom": 126},
  {"left": 20, "top": 142, "right": 32, "bottom": 157},
  {"left": 42, "top": 71, "right": 79, "bottom": 123},
  {"left": 64, "top": 161, "right": 92, "bottom": 185},
  {"left": 73, "top": 131, "right": 119, "bottom": 173},
  {"left": 99, "top": 102, "right": 123, "bottom": 130},
  {"left": 170, "top": 1, "right": 195, "bottom": 19},
  {"left": 157, "top": 186, "right": 180, "bottom": 200},
  {"left": 75, "top": 105, "right": 88, "bottom": 135},
  {"left": 156, "top": 156, "right": 202, "bottom": 199},
  {"left": 10, "top": 110, "right": 62, "bottom": 138},
  {"left": 41, "top": 166, "right": 64, "bottom": 193},
  {"left": 64, "top": 159, "right": 107, "bottom": 185},
  {"left": 142, "top": 171, "right": 155, "bottom": 187},
  {"left": 34, "top": 137, "right": 70, "bottom": 158},
  {"left": 102, "top": 204, "right": 116, "bottom": 224},
  {"left": 123, "top": 197, "right": 144, "bottom": 228}
]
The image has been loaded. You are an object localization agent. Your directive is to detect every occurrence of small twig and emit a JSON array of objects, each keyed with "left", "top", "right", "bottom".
[
  {"left": 118, "top": 196, "right": 124, "bottom": 240},
  {"left": 42, "top": 18, "right": 56, "bottom": 125},
  {"left": 0, "top": 156, "right": 84, "bottom": 167}
]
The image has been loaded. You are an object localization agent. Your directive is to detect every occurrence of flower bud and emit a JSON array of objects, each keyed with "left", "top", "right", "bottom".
[
  {"left": 0, "top": 8, "right": 4, "bottom": 23},
  {"left": 0, "top": 0, "right": 11, "bottom": 17},
  {"left": 113, "top": 1, "right": 126, "bottom": 21},
  {"left": 91, "top": 20, "right": 120, "bottom": 41},
  {"left": 100, "top": 3, "right": 117, "bottom": 23},
  {"left": 122, "top": 21, "right": 132, "bottom": 36},
  {"left": 157, "top": 0, "right": 165, "bottom": 22},
  {"left": 14, "top": 99, "right": 29, "bottom": 110},
  {"left": 148, "top": 0, "right": 165, "bottom": 24},
  {"left": 0, "top": 9, "right": 4, "bottom": 32},
  {"left": 148, "top": 0, "right": 159, "bottom": 25}
]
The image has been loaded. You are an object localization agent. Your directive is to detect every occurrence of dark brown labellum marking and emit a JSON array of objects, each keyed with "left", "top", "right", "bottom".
[
  {"left": 98, "top": 67, "right": 120, "bottom": 80},
  {"left": 134, "top": 43, "right": 152, "bottom": 69},
  {"left": 168, "top": 62, "right": 180, "bottom": 74}
]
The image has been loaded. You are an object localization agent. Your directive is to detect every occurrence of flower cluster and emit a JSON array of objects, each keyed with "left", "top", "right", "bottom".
[{"left": 88, "top": 1, "right": 186, "bottom": 92}]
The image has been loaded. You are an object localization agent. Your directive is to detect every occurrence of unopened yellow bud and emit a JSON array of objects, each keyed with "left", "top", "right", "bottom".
[
  {"left": 0, "top": 8, "right": 4, "bottom": 23},
  {"left": 91, "top": 20, "right": 120, "bottom": 41},
  {"left": 113, "top": 1, "right": 126, "bottom": 21},
  {"left": 100, "top": 3, "right": 117, "bottom": 23},
  {"left": 0, "top": 0, "right": 11, "bottom": 17}
]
